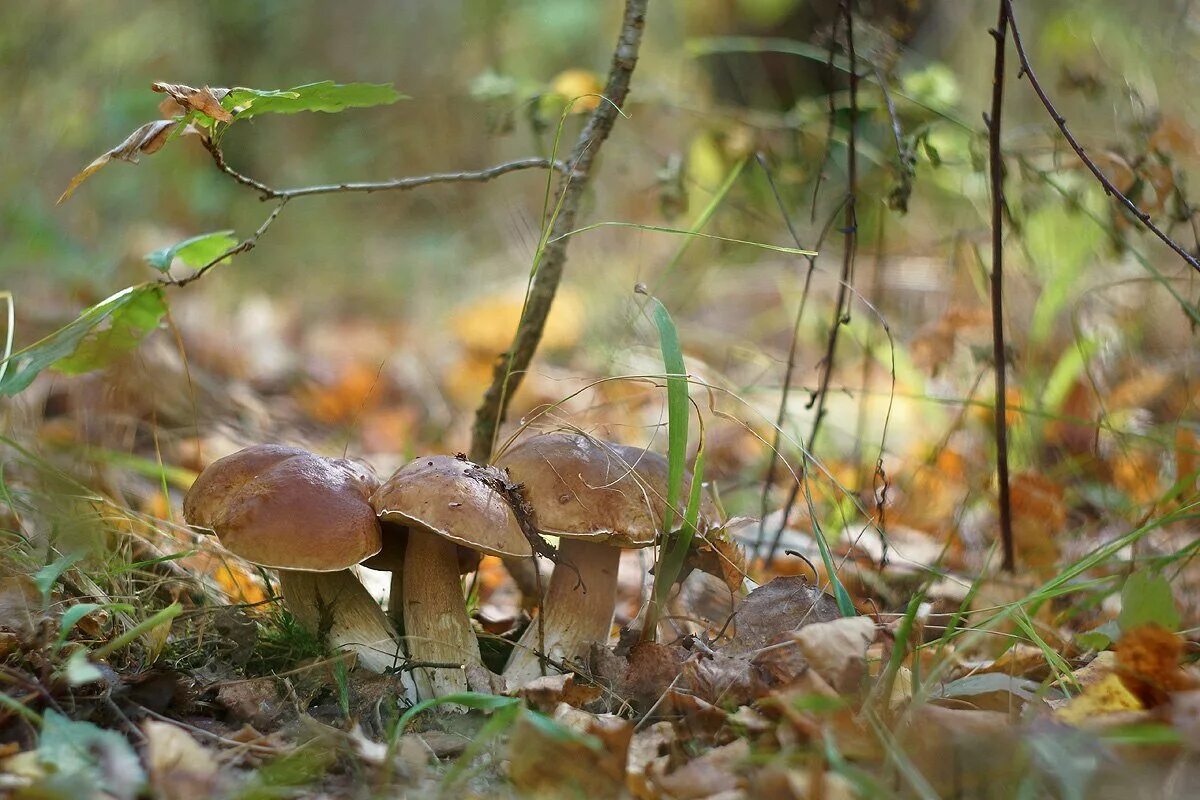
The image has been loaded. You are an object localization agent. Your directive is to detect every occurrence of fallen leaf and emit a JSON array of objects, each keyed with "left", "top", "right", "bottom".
[
  {"left": 518, "top": 672, "right": 604, "bottom": 712},
  {"left": 789, "top": 616, "right": 876, "bottom": 693},
  {"left": 724, "top": 577, "right": 842, "bottom": 656},
  {"left": 507, "top": 706, "right": 631, "bottom": 799},
  {"left": 143, "top": 720, "right": 219, "bottom": 800},
  {"left": 1055, "top": 672, "right": 1143, "bottom": 725},
  {"left": 647, "top": 738, "right": 748, "bottom": 800},
  {"left": 58, "top": 120, "right": 178, "bottom": 204},
  {"left": 1115, "top": 623, "right": 1197, "bottom": 705}
]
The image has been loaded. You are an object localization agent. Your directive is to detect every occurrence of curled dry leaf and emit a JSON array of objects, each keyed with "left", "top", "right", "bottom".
[
  {"left": 518, "top": 672, "right": 604, "bottom": 712},
  {"left": 151, "top": 83, "right": 233, "bottom": 123},
  {"left": 58, "top": 120, "right": 178, "bottom": 204}
]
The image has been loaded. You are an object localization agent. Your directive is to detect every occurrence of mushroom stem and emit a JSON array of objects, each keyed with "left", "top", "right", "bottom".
[
  {"left": 503, "top": 539, "right": 620, "bottom": 687},
  {"left": 387, "top": 571, "right": 404, "bottom": 632},
  {"left": 402, "top": 532, "right": 481, "bottom": 698},
  {"left": 277, "top": 569, "right": 417, "bottom": 702}
]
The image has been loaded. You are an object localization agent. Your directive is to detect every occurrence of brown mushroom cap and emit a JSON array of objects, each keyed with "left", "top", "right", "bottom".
[
  {"left": 496, "top": 432, "right": 717, "bottom": 547},
  {"left": 183, "top": 444, "right": 383, "bottom": 572},
  {"left": 370, "top": 455, "right": 532, "bottom": 558}
]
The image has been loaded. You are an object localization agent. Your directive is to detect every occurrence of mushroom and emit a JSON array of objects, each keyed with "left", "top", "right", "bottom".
[
  {"left": 371, "top": 455, "right": 532, "bottom": 698},
  {"left": 498, "top": 432, "right": 717, "bottom": 686},
  {"left": 183, "top": 444, "right": 412, "bottom": 694}
]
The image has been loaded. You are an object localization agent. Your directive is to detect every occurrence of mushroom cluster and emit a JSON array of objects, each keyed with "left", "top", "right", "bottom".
[{"left": 184, "top": 432, "right": 723, "bottom": 703}]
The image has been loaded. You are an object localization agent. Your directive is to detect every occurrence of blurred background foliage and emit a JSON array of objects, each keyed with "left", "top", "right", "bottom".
[{"left": 3, "top": 0, "right": 1200, "bottom": 489}]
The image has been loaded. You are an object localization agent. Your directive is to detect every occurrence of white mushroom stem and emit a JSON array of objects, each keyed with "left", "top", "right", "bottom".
[
  {"left": 402, "top": 532, "right": 481, "bottom": 699},
  {"left": 503, "top": 539, "right": 620, "bottom": 687},
  {"left": 277, "top": 569, "right": 416, "bottom": 703},
  {"left": 387, "top": 571, "right": 404, "bottom": 631}
]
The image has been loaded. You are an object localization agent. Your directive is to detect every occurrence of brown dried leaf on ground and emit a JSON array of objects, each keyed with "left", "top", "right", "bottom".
[
  {"left": 646, "top": 738, "right": 749, "bottom": 800},
  {"left": 724, "top": 577, "right": 841, "bottom": 656},
  {"left": 789, "top": 616, "right": 876, "bottom": 693},
  {"left": 518, "top": 672, "right": 604, "bottom": 712},
  {"left": 507, "top": 705, "right": 632, "bottom": 799},
  {"left": 1115, "top": 623, "right": 1199, "bottom": 705},
  {"left": 143, "top": 720, "right": 221, "bottom": 800}
]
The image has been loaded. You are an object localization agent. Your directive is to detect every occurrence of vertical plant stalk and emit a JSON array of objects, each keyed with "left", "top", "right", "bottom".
[
  {"left": 468, "top": 0, "right": 650, "bottom": 465},
  {"left": 988, "top": 2, "right": 1016, "bottom": 572},
  {"left": 765, "top": 0, "right": 859, "bottom": 565}
]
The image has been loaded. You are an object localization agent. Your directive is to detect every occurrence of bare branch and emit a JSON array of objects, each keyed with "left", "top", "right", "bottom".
[
  {"left": 988, "top": 2, "right": 1016, "bottom": 572},
  {"left": 1003, "top": 0, "right": 1200, "bottom": 274},
  {"left": 202, "top": 135, "right": 566, "bottom": 202},
  {"left": 272, "top": 158, "right": 570, "bottom": 199},
  {"left": 468, "top": 0, "right": 650, "bottom": 464},
  {"left": 766, "top": 0, "right": 860, "bottom": 566}
]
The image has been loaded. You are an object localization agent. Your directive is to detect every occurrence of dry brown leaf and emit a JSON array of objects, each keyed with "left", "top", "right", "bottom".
[
  {"left": 518, "top": 672, "right": 604, "bottom": 712},
  {"left": 627, "top": 721, "right": 675, "bottom": 800},
  {"left": 151, "top": 83, "right": 233, "bottom": 123},
  {"left": 1115, "top": 623, "right": 1198, "bottom": 705},
  {"left": 58, "top": 119, "right": 178, "bottom": 204},
  {"left": 0, "top": 575, "right": 42, "bottom": 639},
  {"left": 724, "top": 577, "right": 841, "bottom": 656},
  {"left": 1008, "top": 472, "right": 1066, "bottom": 573},
  {"left": 789, "top": 616, "right": 876, "bottom": 693},
  {"left": 507, "top": 706, "right": 631, "bottom": 799},
  {"left": 143, "top": 720, "right": 220, "bottom": 800},
  {"left": 647, "top": 738, "right": 748, "bottom": 800},
  {"left": 686, "top": 529, "right": 747, "bottom": 593}
]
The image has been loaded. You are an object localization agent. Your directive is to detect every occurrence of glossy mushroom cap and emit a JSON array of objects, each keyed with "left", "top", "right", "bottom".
[
  {"left": 184, "top": 444, "right": 383, "bottom": 572},
  {"left": 370, "top": 455, "right": 533, "bottom": 558},
  {"left": 496, "top": 432, "right": 717, "bottom": 547}
]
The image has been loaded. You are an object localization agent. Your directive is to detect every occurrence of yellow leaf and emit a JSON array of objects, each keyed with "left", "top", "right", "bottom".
[{"left": 1055, "top": 673, "right": 1143, "bottom": 725}]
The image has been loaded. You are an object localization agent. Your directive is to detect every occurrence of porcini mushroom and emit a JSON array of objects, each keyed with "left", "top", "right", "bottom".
[
  {"left": 183, "top": 445, "right": 411, "bottom": 694},
  {"left": 371, "top": 455, "right": 532, "bottom": 698},
  {"left": 498, "top": 432, "right": 717, "bottom": 686}
]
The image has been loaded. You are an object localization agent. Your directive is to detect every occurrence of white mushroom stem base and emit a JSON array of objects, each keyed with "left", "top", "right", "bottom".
[
  {"left": 277, "top": 569, "right": 416, "bottom": 702},
  {"left": 403, "top": 533, "right": 481, "bottom": 699},
  {"left": 503, "top": 539, "right": 620, "bottom": 687}
]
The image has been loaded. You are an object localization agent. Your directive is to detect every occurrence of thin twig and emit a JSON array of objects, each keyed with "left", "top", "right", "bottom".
[
  {"left": 272, "top": 158, "right": 569, "bottom": 200},
  {"left": 1002, "top": 0, "right": 1200, "bottom": 274},
  {"left": 203, "top": 134, "right": 567, "bottom": 201},
  {"left": 162, "top": 199, "right": 289, "bottom": 288},
  {"left": 988, "top": 2, "right": 1016, "bottom": 571},
  {"left": 766, "top": 0, "right": 859, "bottom": 565},
  {"left": 468, "top": 0, "right": 649, "bottom": 465},
  {"left": 752, "top": 154, "right": 842, "bottom": 565}
]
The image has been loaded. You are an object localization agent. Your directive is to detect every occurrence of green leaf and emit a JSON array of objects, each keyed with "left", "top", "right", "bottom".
[
  {"left": 226, "top": 81, "right": 405, "bottom": 118},
  {"left": 39, "top": 709, "right": 146, "bottom": 799},
  {"left": 145, "top": 230, "right": 236, "bottom": 272},
  {"left": 521, "top": 709, "right": 603, "bottom": 751},
  {"left": 32, "top": 552, "right": 83, "bottom": 603},
  {"left": 57, "top": 603, "right": 102, "bottom": 647},
  {"left": 0, "top": 285, "right": 167, "bottom": 395},
  {"left": 395, "top": 692, "right": 519, "bottom": 734},
  {"left": 1119, "top": 570, "right": 1181, "bottom": 633}
]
